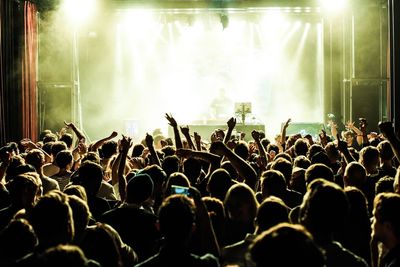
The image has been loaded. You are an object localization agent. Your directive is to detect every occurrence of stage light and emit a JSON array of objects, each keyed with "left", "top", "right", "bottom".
[
  {"left": 320, "top": 0, "right": 347, "bottom": 13},
  {"left": 62, "top": 0, "right": 96, "bottom": 26}
]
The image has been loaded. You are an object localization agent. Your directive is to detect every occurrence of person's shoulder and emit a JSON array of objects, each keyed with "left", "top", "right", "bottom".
[
  {"left": 134, "top": 253, "right": 161, "bottom": 267},
  {"left": 327, "top": 241, "right": 368, "bottom": 267},
  {"left": 196, "top": 253, "right": 220, "bottom": 267}
]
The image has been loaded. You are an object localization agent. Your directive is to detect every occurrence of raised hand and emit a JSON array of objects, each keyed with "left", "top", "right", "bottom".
[
  {"left": 120, "top": 135, "right": 132, "bottom": 152},
  {"left": 77, "top": 141, "right": 88, "bottom": 156},
  {"left": 336, "top": 134, "right": 348, "bottom": 153},
  {"left": 283, "top": 118, "right": 291, "bottom": 129},
  {"left": 165, "top": 113, "right": 178, "bottom": 128},
  {"left": 109, "top": 131, "right": 118, "bottom": 139},
  {"left": 145, "top": 133, "right": 154, "bottom": 147},
  {"left": 346, "top": 121, "right": 355, "bottom": 130},
  {"left": 180, "top": 125, "right": 190, "bottom": 136},
  {"left": 227, "top": 117, "right": 236, "bottom": 129},
  {"left": 64, "top": 121, "right": 74, "bottom": 128},
  {"left": 194, "top": 132, "right": 201, "bottom": 143}
]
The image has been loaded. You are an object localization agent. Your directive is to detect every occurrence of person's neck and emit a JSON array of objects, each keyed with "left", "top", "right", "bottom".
[{"left": 57, "top": 169, "right": 71, "bottom": 176}]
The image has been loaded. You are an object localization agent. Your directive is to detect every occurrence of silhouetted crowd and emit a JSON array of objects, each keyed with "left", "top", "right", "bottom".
[{"left": 0, "top": 115, "right": 400, "bottom": 267}]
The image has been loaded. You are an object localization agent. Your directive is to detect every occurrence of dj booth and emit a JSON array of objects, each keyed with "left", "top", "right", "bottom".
[{"left": 168, "top": 123, "right": 265, "bottom": 142}]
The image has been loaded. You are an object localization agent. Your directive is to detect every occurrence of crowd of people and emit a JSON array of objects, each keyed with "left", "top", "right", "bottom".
[{"left": 0, "top": 114, "right": 400, "bottom": 267}]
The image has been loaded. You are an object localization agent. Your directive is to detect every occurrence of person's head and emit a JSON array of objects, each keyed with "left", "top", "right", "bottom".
[
  {"left": 80, "top": 223, "right": 123, "bottom": 267},
  {"left": 250, "top": 223, "right": 325, "bottom": 267},
  {"left": 0, "top": 219, "right": 37, "bottom": 263},
  {"left": 43, "top": 133, "right": 58, "bottom": 144},
  {"left": 183, "top": 158, "right": 202, "bottom": 185},
  {"left": 51, "top": 141, "right": 68, "bottom": 158},
  {"left": 162, "top": 155, "right": 180, "bottom": 178},
  {"left": 325, "top": 142, "right": 340, "bottom": 162},
  {"left": 131, "top": 143, "right": 145, "bottom": 158},
  {"left": 221, "top": 161, "right": 238, "bottom": 181},
  {"left": 67, "top": 195, "right": 91, "bottom": 242},
  {"left": 375, "top": 176, "right": 395, "bottom": 195},
  {"left": 377, "top": 140, "right": 394, "bottom": 162},
  {"left": 372, "top": 193, "right": 400, "bottom": 246},
  {"left": 234, "top": 141, "right": 250, "bottom": 160},
  {"left": 342, "top": 130, "right": 355, "bottom": 146},
  {"left": 255, "top": 196, "right": 289, "bottom": 233},
  {"left": 359, "top": 146, "right": 380, "bottom": 172},
  {"left": 294, "top": 155, "right": 311, "bottom": 170},
  {"left": 343, "top": 162, "right": 367, "bottom": 189},
  {"left": 158, "top": 194, "right": 196, "bottom": 244},
  {"left": 141, "top": 164, "right": 167, "bottom": 196},
  {"left": 55, "top": 150, "right": 74, "bottom": 170},
  {"left": 161, "top": 145, "right": 176, "bottom": 157},
  {"left": 126, "top": 173, "right": 154, "bottom": 204},
  {"left": 300, "top": 179, "right": 349, "bottom": 238},
  {"left": 305, "top": 163, "right": 334, "bottom": 185},
  {"left": 344, "top": 186, "right": 370, "bottom": 222},
  {"left": 7, "top": 173, "right": 41, "bottom": 208},
  {"left": 81, "top": 152, "right": 101, "bottom": 165},
  {"left": 63, "top": 184, "right": 88, "bottom": 203},
  {"left": 100, "top": 141, "right": 118, "bottom": 159},
  {"left": 75, "top": 161, "right": 104, "bottom": 197},
  {"left": 38, "top": 244, "right": 94, "bottom": 267},
  {"left": 310, "top": 151, "right": 331, "bottom": 167},
  {"left": 261, "top": 170, "right": 287, "bottom": 199},
  {"left": 29, "top": 191, "right": 74, "bottom": 250},
  {"left": 25, "top": 149, "right": 45, "bottom": 172},
  {"left": 307, "top": 144, "right": 325, "bottom": 160},
  {"left": 224, "top": 183, "right": 258, "bottom": 224},
  {"left": 39, "top": 130, "right": 53, "bottom": 142},
  {"left": 207, "top": 168, "right": 233, "bottom": 201},
  {"left": 59, "top": 133, "right": 74, "bottom": 149},
  {"left": 271, "top": 157, "right": 292, "bottom": 186},
  {"left": 294, "top": 138, "right": 309, "bottom": 157}
]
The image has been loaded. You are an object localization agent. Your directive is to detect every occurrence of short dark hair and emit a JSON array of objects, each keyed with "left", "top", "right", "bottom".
[{"left": 55, "top": 150, "right": 73, "bottom": 169}]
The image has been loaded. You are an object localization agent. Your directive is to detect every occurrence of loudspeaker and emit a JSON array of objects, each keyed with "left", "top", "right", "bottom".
[{"left": 39, "top": 84, "right": 72, "bottom": 133}]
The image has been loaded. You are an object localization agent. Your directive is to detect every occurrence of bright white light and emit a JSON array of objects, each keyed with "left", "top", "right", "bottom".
[
  {"left": 320, "top": 0, "right": 347, "bottom": 13},
  {"left": 62, "top": 0, "right": 96, "bottom": 26}
]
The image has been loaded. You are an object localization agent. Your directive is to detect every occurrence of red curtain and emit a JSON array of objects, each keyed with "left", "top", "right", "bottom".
[{"left": 21, "top": 1, "right": 38, "bottom": 142}]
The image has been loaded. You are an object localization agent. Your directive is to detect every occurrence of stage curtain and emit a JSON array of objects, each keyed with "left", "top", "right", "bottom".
[
  {"left": 21, "top": 1, "right": 38, "bottom": 142},
  {"left": 0, "top": 0, "right": 22, "bottom": 146}
]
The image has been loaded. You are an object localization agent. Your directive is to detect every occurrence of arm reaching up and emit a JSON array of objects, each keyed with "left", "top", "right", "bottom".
[
  {"left": 145, "top": 133, "right": 161, "bottom": 167},
  {"left": 165, "top": 113, "right": 182, "bottom": 149},
  {"left": 180, "top": 125, "right": 196, "bottom": 150},
  {"left": 280, "top": 118, "right": 291, "bottom": 148},
  {"left": 116, "top": 135, "right": 132, "bottom": 202},
  {"left": 64, "top": 121, "right": 86, "bottom": 143},
  {"left": 223, "top": 117, "right": 236, "bottom": 144},
  {"left": 210, "top": 141, "right": 257, "bottom": 190},
  {"left": 176, "top": 148, "right": 221, "bottom": 176},
  {"left": 90, "top": 131, "right": 118, "bottom": 152},
  {"left": 251, "top": 130, "right": 268, "bottom": 169}
]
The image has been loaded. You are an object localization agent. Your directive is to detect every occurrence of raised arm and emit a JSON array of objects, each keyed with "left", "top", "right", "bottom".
[
  {"left": 194, "top": 132, "right": 202, "bottom": 151},
  {"left": 223, "top": 117, "right": 236, "bottom": 144},
  {"left": 145, "top": 133, "right": 161, "bottom": 167},
  {"left": 116, "top": 135, "right": 132, "bottom": 202},
  {"left": 336, "top": 134, "right": 356, "bottom": 164},
  {"left": 180, "top": 126, "right": 196, "bottom": 150},
  {"left": 176, "top": 148, "right": 221, "bottom": 176},
  {"left": 280, "top": 118, "right": 291, "bottom": 148},
  {"left": 64, "top": 121, "right": 86, "bottom": 143},
  {"left": 210, "top": 141, "right": 257, "bottom": 190},
  {"left": 20, "top": 138, "right": 52, "bottom": 163},
  {"left": 165, "top": 113, "right": 182, "bottom": 149},
  {"left": 251, "top": 130, "right": 268, "bottom": 169},
  {"left": 90, "top": 131, "right": 118, "bottom": 152},
  {"left": 379, "top": 121, "right": 400, "bottom": 162}
]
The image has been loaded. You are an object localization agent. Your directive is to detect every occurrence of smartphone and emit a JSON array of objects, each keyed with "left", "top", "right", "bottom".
[{"left": 171, "top": 185, "right": 190, "bottom": 196}]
